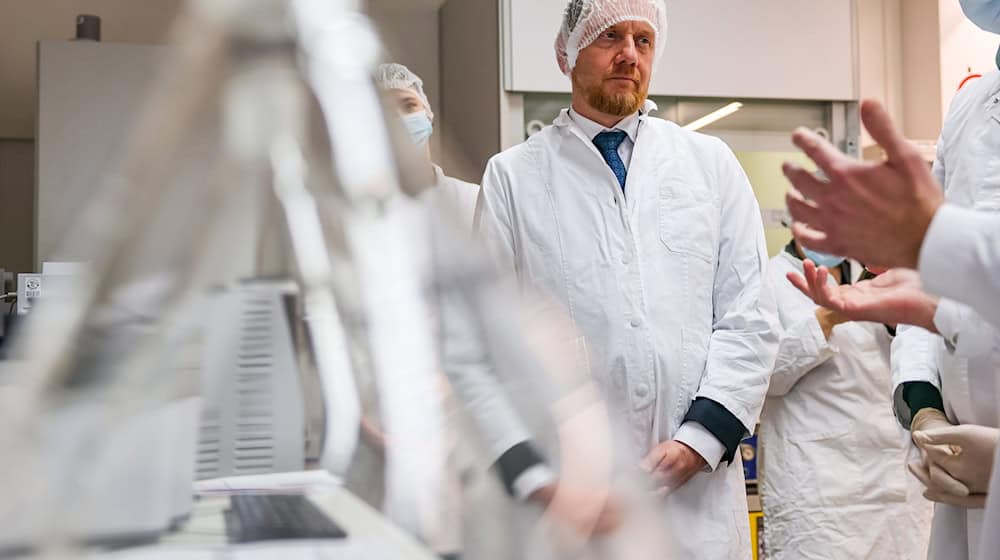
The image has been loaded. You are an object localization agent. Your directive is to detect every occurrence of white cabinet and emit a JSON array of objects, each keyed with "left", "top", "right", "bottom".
[{"left": 503, "top": 0, "right": 858, "bottom": 101}]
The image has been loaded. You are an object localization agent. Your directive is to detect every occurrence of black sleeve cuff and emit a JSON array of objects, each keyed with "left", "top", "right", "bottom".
[
  {"left": 903, "top": 381, "right": 945, "bottom": 420},
  {"left": 493, "top": 441, "right": 546, "bottom": 496},
  {"left": 682, "top": 397, "right": 747, "bottom": 465}
]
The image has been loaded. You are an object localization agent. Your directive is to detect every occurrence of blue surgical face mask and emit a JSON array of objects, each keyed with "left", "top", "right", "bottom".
[
  {"left": 401, "top": 110, "right": 433, "bottom": 148},
  {"left": 802, "top": 247, "right": 845, "bottom": 269},
  {"left": 960, "top": 0, "right": 1000, "bottom": 33}
]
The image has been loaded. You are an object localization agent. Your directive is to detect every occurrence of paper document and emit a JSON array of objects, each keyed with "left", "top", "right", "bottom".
[{"left": 194, "top": 471, "right": 342, "bottom": 495}]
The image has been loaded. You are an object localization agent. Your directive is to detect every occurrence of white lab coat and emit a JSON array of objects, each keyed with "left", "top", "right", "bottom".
[
  {"left": 761, "top": 251, "right": 931, "bottom": 559},
  {"left": 892, "top": 71, "right": 1000, "bottom": 560},
  {"left": 433, "top": 165, "right": 480, "bottom": 232},
  {"left": 919, "top": 73, "right": 1000, "bottom": 328},
  {"left": 477, "top": 106, "right": 778, "bottom": 559}
]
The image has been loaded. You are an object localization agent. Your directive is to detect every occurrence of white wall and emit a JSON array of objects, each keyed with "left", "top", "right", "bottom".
[
  {"left": 858, "top": 0, "right": 998, "bottom": 151},
  {"left": 938, "top": 1, "right": 999, "bottom": 117},
  {"left": 504, "top": 0, "right": 858, "bottom": 100},
  {"left": 36, "top": 41, "right": 164, "bottom": 263},
  {"left": 858, "top": 0, "right": 903, "bottom": 148}
]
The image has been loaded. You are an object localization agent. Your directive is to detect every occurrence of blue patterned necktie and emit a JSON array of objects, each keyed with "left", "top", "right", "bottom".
[{"left": 593, "top": 130, "right": 628, "bottom": 192}]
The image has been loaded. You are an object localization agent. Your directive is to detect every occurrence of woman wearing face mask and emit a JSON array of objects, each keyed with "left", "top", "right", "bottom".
[
  {"left": 375, "top": 63, "right": 480, "bottom": 231},
  {"left": 758, "top": 239, "right": 932, "bottom": 559}
]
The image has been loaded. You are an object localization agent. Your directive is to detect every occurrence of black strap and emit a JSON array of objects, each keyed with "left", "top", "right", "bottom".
[
  {"left": 682, "top": 397, "right": 746, "bottom": 465},
  {"left": 903, "top": 381, "right": 946, "bottom": 422},
  {"left": 493, "top": 441, "right": 547, "bottom": 496}
]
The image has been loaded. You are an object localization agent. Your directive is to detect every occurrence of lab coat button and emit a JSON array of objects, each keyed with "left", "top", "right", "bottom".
[
  {"left": 635, "top": 385, "right": 650, "bottom": 398},
  {"left": 630, "top": 318, "right": 642, "bottom": 328}
]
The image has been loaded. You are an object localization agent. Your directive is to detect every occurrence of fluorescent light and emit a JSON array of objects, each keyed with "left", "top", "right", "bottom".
[{"left": 682, "top": 102, "right": 744, "bottom": 131}]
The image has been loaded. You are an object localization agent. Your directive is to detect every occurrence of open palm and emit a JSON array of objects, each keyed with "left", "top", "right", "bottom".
[{"left": 787, "top": 260, "right": 939, "bottom": 330}]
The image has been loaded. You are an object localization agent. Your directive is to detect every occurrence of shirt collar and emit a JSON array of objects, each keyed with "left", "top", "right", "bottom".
[{"left": 566, "top": 98, "right": 657, "bottom": 143}]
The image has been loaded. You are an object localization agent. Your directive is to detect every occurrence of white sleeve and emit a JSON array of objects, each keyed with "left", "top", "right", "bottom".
[
  {"left": 693, "top": 141, "right": 780, "bottom": 433},
  {"left": 890, "top": 325, "right": 941, "bottom": 428},
  {"left": 920, "top": 204, "right": 1000, "bottom": 330},
  {"left": 439, "top": 288, "right": 534, "bottom": 461},
  {"left": 757, "top": 256, "right": 838, "bottom": 396},
  {"left": 766, "top": 305, "right": 836, "bottom": 397},
  {"left": 431, "top": 171, "right": 550, "bottom": 499},
  {"left": 933, "top": 298, "right": 998, "bottom": 358},
  {"left": 674, "top": 422, "right": 727, "bottom": 472}
]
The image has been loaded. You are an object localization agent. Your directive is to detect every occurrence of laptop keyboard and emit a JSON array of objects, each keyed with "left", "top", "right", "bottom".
[{"left": 226, "top": 494, "right": 348, "bottom": 543}]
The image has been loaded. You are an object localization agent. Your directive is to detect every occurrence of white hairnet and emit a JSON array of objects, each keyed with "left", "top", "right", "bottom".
[
  {"left": 374, "top": 62, "right": 433, "bottom": 117},
  {"left": 555, "top": 0, "right": 668, "bottom": 75}
]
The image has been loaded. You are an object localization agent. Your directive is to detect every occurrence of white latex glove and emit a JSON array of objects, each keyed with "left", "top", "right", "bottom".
[
  {"left": 908, "top": 461, "right": 982, "bottom": 508},
  {"left": 910, "top": 408, "right": 952, "bottom": 437},
  {"left": 907, "top": 409, "right": 971, "bottom": 502},
  {"left": 914, "top": 425, "right": 999, "bottom": 495}
]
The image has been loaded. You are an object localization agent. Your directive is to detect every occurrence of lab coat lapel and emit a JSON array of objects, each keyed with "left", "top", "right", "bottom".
[
  {"left": 554, "top": 110, "right": 628, "bottom": 202},
  {"left": 625, "top": 117, "right": 684, "bottom": 223}
]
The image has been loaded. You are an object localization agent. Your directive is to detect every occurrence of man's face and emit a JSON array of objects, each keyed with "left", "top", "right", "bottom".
[
  {"left": 572, "top": 20, "right": 655, "bottom": 117},
  {"left": 388, "top": 88, "right": 428, "bottom": 118}
]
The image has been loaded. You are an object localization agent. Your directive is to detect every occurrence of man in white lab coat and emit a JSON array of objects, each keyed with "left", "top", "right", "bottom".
[
  {"left": 476, "top": 1, "right": 777, "bottom": 557},
  {"left": 782, "top": 3, "right": 1000, "bottom": 560},
  {"left": 888, "top": 67, "right": 1000, "bottom": 560},
  {"left": 761, "top": 241, "right": 931, "bottom": 559},
  {"left": 793, "top": 68, "right": 1000, "bottom": 559}
]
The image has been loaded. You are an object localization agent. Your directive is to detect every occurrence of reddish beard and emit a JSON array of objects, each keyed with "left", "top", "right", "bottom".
[{"left": 575, "top": 72, "right": 648, "bottom": 117}]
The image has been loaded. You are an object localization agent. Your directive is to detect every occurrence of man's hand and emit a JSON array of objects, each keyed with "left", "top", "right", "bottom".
[
  {"left": 783, "top": 99, "right": 944, "bottom": 269},
  {"left": 639, "top": 440, "right": 707, "bottom": 496},
  {"left": 529, "top": 482, "right": 623, "bottom": 537},
  {"left": 908, "top": 461, "right": 987, "bottom": 509},
  {"left": 907, "top": 424, "right": 998, "bottom": 510},
  {"left": 914, "top": 425, "right": 999, "bottom": 495},
  {"left": 787, "top": 260, "right": 939, "bottom": 331}
]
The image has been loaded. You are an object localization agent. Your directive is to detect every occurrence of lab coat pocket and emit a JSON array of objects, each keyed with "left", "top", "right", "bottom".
[
  {"left": 786, "top": 428, "right": 862, "bottom": 507},
  {"left": 658, "top": 185, "right": 718, "bottom": 264},
  {"left": 854, "top": 419, "right": 908, "bottom": 503}
]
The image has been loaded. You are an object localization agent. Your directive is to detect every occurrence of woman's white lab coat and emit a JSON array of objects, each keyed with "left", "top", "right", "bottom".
[
  {"left": 892, "top": 71, "right": 1000, "bottom": 560},
  {"left": 761, "top": 251, "right": 931, "bottom": 559},
  {"left": 476, "top": 104, "right": 778, "bottom": 559}
]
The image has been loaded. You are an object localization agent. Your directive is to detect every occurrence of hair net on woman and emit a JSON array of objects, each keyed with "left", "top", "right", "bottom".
[
  {"left": 554, "top": 0, "right": 668, "bottom": 75},
  {"left": 375, "top": 62, "right": 434, "bottom": 118}
]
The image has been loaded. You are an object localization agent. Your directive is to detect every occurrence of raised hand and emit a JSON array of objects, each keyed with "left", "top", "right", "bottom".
[
  {"left": 783, "top": 99, "right": 944, "bottom": 269},
  {"left": 786, "top": 260, "right": 939, "bottom": 331}
]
